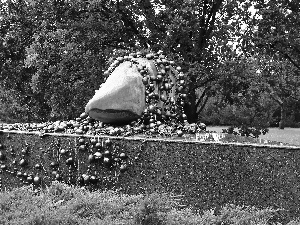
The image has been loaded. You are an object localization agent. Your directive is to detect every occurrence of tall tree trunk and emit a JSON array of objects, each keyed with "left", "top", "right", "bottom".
[
  {"left": 184, "top": 88, "right": 198, "bottom": 123},
  {"left": 279, "top": 101, "right": 286, "bottom": 129}
]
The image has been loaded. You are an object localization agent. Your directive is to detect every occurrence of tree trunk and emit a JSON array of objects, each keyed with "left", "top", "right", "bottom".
[
  {"left": 279, "top": 102, "right": 286, "bottom": 129},
  {"left": 184, "top": 88, "right": 198, "bottom": 123}
]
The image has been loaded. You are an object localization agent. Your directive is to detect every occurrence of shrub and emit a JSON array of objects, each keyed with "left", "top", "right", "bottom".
[
  {"left": 0, "top": 182, "right": 298, "bottom": 224},
  {"left": 222, "top": 125, "right": 269, "bottom": 138}
]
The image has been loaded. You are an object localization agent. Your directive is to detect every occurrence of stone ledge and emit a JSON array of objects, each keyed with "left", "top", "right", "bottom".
[{"left": 1, "top": 130, "right": 299, "bottom": 150}]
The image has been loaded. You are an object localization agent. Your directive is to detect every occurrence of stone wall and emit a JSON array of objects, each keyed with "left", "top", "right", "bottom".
[{"left": 0, "top": 131, "right": 300, "bottom": 220}]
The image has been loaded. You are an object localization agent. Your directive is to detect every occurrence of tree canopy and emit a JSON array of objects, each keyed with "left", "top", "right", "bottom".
[{"left": 0, "top": 0, "right": 299, "bottom": 129}]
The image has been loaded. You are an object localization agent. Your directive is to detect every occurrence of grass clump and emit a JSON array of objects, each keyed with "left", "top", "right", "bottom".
[{"left": 0, "top": 182, "right": 297, "bottom": 224}]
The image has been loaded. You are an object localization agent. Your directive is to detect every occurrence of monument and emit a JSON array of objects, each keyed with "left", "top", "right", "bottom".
[{"left": 85, "top": 51, "right": 187, "bottom": 128}]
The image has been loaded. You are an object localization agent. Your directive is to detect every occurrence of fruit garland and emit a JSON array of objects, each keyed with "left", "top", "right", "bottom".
[
  {"left": 103, "top": 50, "right": 188, "bottom": 135},
  {"left": 0, "top": 136, "right": 135, "bottom": 190}
]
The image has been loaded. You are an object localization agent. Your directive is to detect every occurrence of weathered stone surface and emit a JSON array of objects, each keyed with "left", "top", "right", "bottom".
[{"left": 85, "top": 60, "right": 150, "bottom": 123}]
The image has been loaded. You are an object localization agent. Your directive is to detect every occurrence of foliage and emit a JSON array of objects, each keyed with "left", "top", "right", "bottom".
[
  {"left": 250, "top": 0, "right": 300, "bottom": 70},
  {"left": 200, "top": 57, "right": 278, "bottom": 137},
  {"left": 238, "top": 0, "right": 300, "bottom": 128},
  {"left": 0, "top": 88, "right": 31, "bottom": 123},
  {"left": 1, "top": 0, "right": 300, "bottom": 128},
  {"left": 0, "top": 0, "right": 137, "bottom": 121},
  {"left": 0, "top": 181, "right": 297, "bottom": 225},
  {"left": 0, "top": 0, "right": 248, "bottom": 122},
  {"left": 199, "top": 55, "right": 300, "bottom": 128},
  {"left": 22, "top": 0, "right": 127, "bottom": 120},
  {"left": 0, "top": 0, "right": 45, "bottom": 122},
  {"left": 222, "top": 125, "right": 268, "bottom": 139}
]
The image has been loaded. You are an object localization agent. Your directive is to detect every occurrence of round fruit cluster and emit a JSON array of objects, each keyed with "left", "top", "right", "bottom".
[
  {"left": 0, "top": 142, "right": 43, "bottom": 188},
  {"left": 0, "top": 137, "right": 132, "bottom": 189},
  {"left": 103, "top": 50, "right": 188, "bottom": 130},
  {"left": 0, "top": 113, "right": 206, "bottom": 137}
]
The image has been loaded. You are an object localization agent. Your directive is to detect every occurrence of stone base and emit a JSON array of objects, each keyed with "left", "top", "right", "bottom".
[{"left": 88, "top": 108, "right": 140, "bottom": 124}]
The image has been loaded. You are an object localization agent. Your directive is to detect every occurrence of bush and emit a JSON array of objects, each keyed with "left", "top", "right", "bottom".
[
  {"left": 0, "top": 182, "right": 298, "bottom": 224},
  {"left": 222, "top": 125, "right": 269, "bottom": 138}
]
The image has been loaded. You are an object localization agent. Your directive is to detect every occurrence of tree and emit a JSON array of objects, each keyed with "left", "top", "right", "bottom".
[
  {"left": 255, "top": 56, "right": 300, "bottom": 129},
  {"left": 200, "top": 57, "right": 276, "bottom": 137},
  {"left": 239, "top": 0, "right": 300, "bottom": 128},
  {"left": 208, "top": 0, "right": 300, "bottom": 129},
  {"left": 3, "top": 0, "right": 297, "bottom": 128},
  {"left": 1, "top": 0, "right": 247, "bottom": 122},
  {"left": 0, "top": 0, "right": 45, "bottom": 122},
  {"left": 252, "top": 0, "right": 300, "bottom": 70},
  {"left": 112, "top": 0, "right": 249, "bottom": 122},
  {"left": 1, "top": 0, "right": 137, "bottom": 121}
]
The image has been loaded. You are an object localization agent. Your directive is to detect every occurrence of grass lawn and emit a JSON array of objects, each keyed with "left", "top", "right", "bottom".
[{"left": 207, "top": 126, "right": 300, "bottom": 146}]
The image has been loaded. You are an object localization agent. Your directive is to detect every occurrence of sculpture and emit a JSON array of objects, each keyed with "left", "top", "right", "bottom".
[
  {"left": 85, "top": 51, "right": 187, "bottom": 126},
  {"left": 0, "top": 50, "right": 207, "bottom": 136}
]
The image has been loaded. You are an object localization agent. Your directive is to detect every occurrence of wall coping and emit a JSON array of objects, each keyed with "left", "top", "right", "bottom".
[{"left": 1, "top": 130, "right": 299, "bottom": 150}]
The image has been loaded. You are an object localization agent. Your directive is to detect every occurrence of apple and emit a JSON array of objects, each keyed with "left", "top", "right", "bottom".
[
  {"left": 120, "top": 164, "right": 128, "bottom": 173},
  {"left": 0, "top": 164, "right": 7, "bottom": 170},
  {"left": 103, "top": 157, "right": 112, "bottom": 167},
  {"left": 119, "top": 153, "right": 128, "bottom": 160},
  {"left": 0, "top": 151, "right": 5, "bottom": 160},
  {"left": 33, "top": 176, "right": 41, "bottom": 185},
  {"left": 19, "top": 159, "right": 27, "bottom": 167},
  {"left": 66, "top": 157, "right": 74, "bottom": 166},
  {"left": 94, "top": 152, "right": 102, "bottom": 160},
  {"left": 79, "top": 145, "right": 86, "bottom": 151},
  {"left": 88, "top": 154, "right": 95, "bottom": 163}
]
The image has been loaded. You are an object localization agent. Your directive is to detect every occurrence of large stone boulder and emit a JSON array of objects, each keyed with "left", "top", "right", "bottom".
[{"left": 85, "top": 59, "right": 156, "bottom": 124}]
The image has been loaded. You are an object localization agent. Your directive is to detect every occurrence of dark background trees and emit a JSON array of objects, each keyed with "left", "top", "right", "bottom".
[
  {"left": 240, "top": 0, "right": 300, "bottom": 128},
  {"left": 1, "top": 0, "right": 299, "bottom": 129}
]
